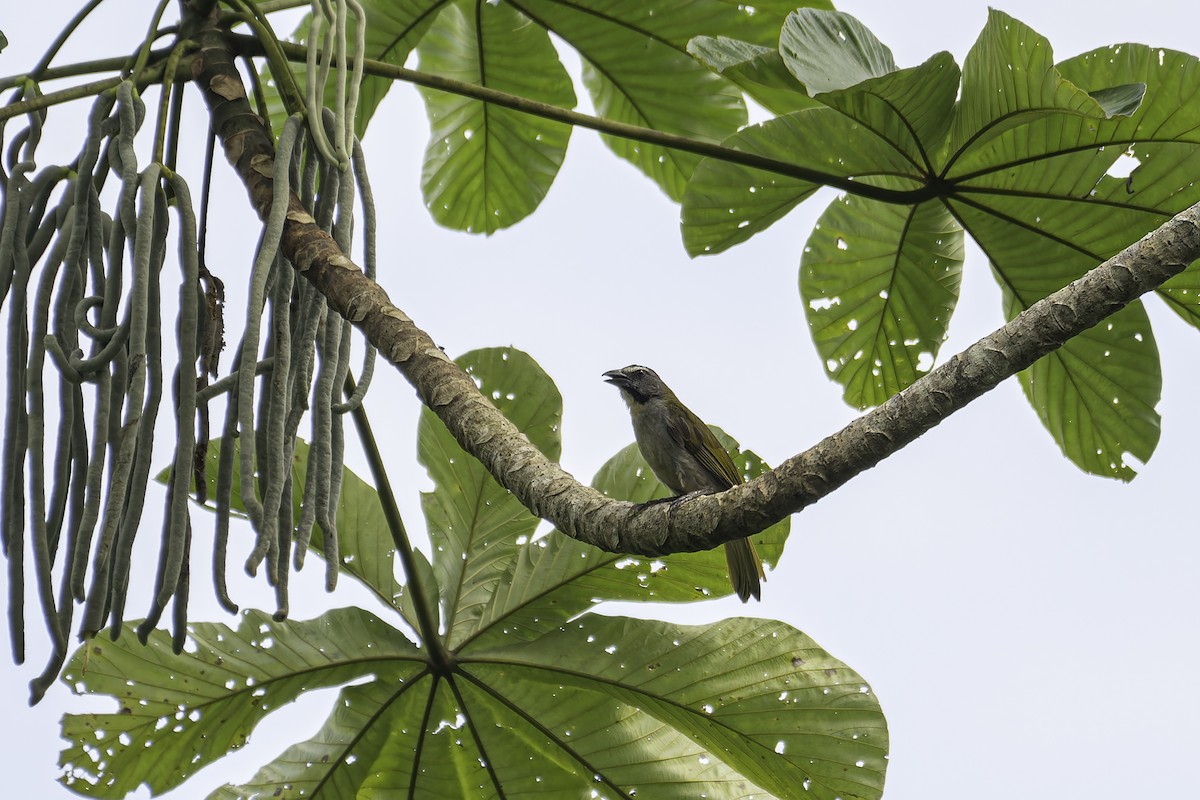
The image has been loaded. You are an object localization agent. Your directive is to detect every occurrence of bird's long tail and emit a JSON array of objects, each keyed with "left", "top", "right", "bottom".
[{"left": 724, "top": 537, "right": 765, "bottom": 602}]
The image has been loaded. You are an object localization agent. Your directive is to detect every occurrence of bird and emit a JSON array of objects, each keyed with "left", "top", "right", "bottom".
[{"left": 603, "top": 364, "right": 765, "bottom": 602}]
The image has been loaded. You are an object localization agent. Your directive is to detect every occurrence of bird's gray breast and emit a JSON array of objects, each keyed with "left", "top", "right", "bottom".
[{"left": 630, "top": 400, "right": 722, "bottom": 494}]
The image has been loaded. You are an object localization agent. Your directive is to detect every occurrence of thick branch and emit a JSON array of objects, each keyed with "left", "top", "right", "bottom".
[{"left": 184, "top": 11, "right": 1200, "bottom": 558}]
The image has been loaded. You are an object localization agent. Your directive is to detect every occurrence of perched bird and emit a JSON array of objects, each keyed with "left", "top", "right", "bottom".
[{"left": 603, "top": 364, "right": 765, "bottom": 602}]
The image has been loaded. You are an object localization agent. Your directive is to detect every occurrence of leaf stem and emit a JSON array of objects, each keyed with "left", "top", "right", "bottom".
[
  {"left": 0, "top": 28, "right": 937, "bottom": 204},
  {"left": 342, "top": 373, "right": 450, "bottom": 671},
  {"left": 256, "top": 36, "right": 935, "bottom": 205}
]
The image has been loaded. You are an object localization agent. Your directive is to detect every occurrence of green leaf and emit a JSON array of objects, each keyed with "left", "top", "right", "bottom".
[
  {"left": 778, "top": 8, "right": 897, "bottom": 95},
  {"left": 418, "top": 347, "right": 562, "bottom": 650},
  {"left": 468, "top": 614, "right": 887, "bottom": 800},
  {"left": 687, "top": 35, "right": 819, "bottom": 116},
  {"left": 680, "top": 108, "right": 920, "bottom": 256},
  {"left": 58, "top": 608, "right": 422, "bottom": 797},
  {"left": 416, "top": 0, "right": 575, "bottom": 233},
  {"left": 802, "top": 194, "right": 964, "bottom": 409}
]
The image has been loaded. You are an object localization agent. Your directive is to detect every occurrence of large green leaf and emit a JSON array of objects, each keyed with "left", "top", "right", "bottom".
[
  {"left": 66, "top": 347, "right": 880, "bottom": 800},
  {"left": 679, "top": 8, "right": 1200, "bottom": 478},
  {"left": 937, "top": 13, "right": 1200, "bottom": 477},
  {"left": 415, "top": 0, "right": 576, "bottom": 233},
  {"left": 215, "top": 617, "right": 883, "bottom": 800},
  {"left": 465, "top": 614, "right": 886, "bottom": 800},
  {"left": 802, "top": 193, "right": 964, "bottom": 409}
]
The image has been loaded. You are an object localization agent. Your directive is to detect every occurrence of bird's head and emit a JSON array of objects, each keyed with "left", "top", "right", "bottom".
[{"left": 603, "top": 364, "right": 671, "bottom": 405}]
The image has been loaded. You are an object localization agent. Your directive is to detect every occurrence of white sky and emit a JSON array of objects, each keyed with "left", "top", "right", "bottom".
[{"left": 2, "top": 1, "right": 1198, "bottom": 798}]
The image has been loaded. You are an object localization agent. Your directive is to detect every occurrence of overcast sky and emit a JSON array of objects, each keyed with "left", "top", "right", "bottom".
[{"left": 2, "top": 1, "right": 1198, "bottom": 798}]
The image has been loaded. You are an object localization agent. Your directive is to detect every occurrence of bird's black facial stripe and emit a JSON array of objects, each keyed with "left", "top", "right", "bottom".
[{"left": 625, "top": 386, "right": 651, "bottom": 404}]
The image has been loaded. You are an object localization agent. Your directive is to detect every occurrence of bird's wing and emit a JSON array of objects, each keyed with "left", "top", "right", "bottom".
[{"left": 667, "top": 406, "right": 742, "bottom": 489}]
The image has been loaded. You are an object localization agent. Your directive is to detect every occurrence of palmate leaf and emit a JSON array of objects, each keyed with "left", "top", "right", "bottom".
[
  {"left": 216, "top": 617, "right": 882, "bottom": 800},
  {"left": 682, "top": 7, "right": 1200, "bottom": 479},
  {"left": 65, "top": 348, "right": 881, "bottom": 799}
]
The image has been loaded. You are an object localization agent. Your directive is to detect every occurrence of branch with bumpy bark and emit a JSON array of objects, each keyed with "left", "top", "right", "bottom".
[{"left": 184, "top": 9, "right": 1200, "bottom": 558}]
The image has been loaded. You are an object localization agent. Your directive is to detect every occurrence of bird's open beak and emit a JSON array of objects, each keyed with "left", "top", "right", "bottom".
[{"left": 602, "top": 369, "right": 626, "bottom": 386}]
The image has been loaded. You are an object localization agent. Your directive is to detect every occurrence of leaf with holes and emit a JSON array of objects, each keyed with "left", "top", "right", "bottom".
[
  {"left": 67, "top": 347, "right": 877, "bottom": 799},
  {"left": 680, "top": 8, "right": 1200, "bottom": 477}
]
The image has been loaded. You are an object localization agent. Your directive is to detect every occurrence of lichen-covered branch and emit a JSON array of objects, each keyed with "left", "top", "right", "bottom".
[{"left": 184, "top": 7, "right": 1200, "bottom": 559}]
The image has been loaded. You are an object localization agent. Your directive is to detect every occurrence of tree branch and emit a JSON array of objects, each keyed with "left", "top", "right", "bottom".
[{"left": 183, "top": 8, "right": 1200, "bottom": 559}]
